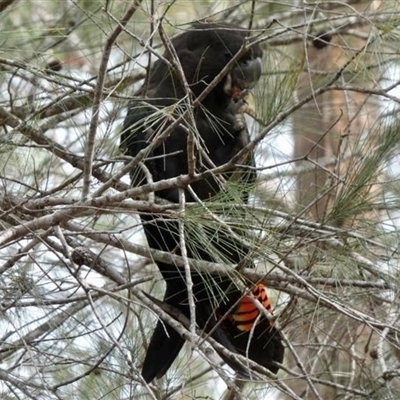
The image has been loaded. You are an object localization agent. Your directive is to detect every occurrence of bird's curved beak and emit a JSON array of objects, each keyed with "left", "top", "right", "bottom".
[{"left": 231, "top": 57, "right": 262, "bottom": 91}]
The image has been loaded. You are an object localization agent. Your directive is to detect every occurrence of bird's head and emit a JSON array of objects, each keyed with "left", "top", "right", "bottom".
[
  {"left": 153, "top": 22, "right": 263, "bottom": 103},
  {"left": 226, "top": 51, "right": 263, "bottom": 102}
]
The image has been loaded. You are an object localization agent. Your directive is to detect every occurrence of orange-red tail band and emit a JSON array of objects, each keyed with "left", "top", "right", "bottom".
[{"left": 231, "top": 284, "right": 274, "bottom": 332}]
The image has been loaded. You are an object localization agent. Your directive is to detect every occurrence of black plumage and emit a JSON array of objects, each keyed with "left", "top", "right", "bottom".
[{"left": 121, "top": 22, "right": 284, "bottom": 382}]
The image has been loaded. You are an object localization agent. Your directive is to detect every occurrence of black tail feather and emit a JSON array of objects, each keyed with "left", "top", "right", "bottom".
[{"left": 142, "top": 319, "right": 185, "bottom": 383}]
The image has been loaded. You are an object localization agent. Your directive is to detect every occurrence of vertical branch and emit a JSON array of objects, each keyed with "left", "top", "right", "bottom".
[
  {"left": 82, "top": 1, "right": 143, "bottom": 200},
  {"left": 178, "top": 188, "right": 196, "bottom": 337},
  {"left": 158, "top": 24, "right": 197, "bottom": 177}
]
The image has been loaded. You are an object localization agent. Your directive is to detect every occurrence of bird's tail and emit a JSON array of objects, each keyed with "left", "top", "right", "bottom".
[{"left": 141, "top": 319, "right": 185, "bottom": 383}]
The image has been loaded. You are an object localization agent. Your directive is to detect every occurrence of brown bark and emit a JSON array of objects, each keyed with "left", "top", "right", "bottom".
[
  {"left": 285, "top": 2, "right": 390, "bottom": 399},
  {"left": 293, "top": 0, "right": 382, "bottom": 225}
]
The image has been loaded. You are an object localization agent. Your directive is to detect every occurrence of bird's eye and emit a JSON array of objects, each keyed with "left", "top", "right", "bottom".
[
  {"left": 239, "top": 58, "right": 250, "bottom": 67},
  {"left": 224, "top": 51, "right": 232, "bottom": 59}
]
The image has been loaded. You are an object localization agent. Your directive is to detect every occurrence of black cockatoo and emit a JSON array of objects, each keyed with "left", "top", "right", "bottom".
[{"left": 121, "top": 22, "right": 284, "bottom": 383}]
